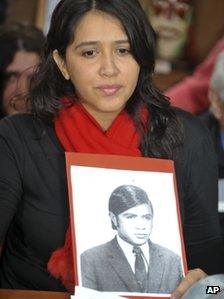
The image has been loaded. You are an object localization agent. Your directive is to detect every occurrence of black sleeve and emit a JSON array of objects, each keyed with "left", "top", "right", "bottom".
[
  {"left": 0, "top": 119, "right": 23, "bottom": 244},
  {"left": 176, "top": 114, "right": 224, "bottom": 274}
]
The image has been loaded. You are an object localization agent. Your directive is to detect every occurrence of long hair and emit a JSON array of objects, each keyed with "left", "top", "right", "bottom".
[
  {"left": 0, "top": 23, "right": 45, "bottom": 118},
  {"left": 29, "top": 0, "right": 183, "bottom": 159}
]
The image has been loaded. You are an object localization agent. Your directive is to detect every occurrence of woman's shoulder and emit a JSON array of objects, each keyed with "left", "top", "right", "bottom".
[
  {"left": 175, "top": 108, "right": 205, "bottom": 130},
  {"left": 174, "top": 108, "right": 211, "bottom": 143}
]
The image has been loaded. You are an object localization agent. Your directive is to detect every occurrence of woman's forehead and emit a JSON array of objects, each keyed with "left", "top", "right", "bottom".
[{"left": 72, "top": 10, "right": 127, "bottom": 43}]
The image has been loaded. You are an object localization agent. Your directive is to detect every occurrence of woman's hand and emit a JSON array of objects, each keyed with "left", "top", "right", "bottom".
[{"left": 171, "top": 269, "right": 207, "bottom": 299}]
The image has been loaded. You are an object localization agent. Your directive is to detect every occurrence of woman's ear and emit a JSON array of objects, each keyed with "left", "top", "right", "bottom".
[{"left": 52, "top": 49, "right": 70, "bottom": 80}]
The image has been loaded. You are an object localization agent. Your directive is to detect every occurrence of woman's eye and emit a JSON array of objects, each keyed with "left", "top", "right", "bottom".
[
  {"left": 82, "top": 50, "right": 97, "bottom": 58},
  {"left": 4, "top": 72, "right": 20, "bottom": 84},
  {"left": 117, "top": 48, "right": 130, "bottom": 55},
  {"left": 8, "top": 75, "right": 18, "bottom": 83}
]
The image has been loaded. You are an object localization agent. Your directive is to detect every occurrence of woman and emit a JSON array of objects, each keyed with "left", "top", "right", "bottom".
[
  {"left": 0, "top": 23, "right": 45, "bottom": 118},
  {"left": 0, "top": 0, "right": 222, "bottom": 296}
]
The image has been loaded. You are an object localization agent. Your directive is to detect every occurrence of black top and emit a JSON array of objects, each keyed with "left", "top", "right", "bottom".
[
  {"left": 199, "top": 111, "right": 224, "bottom": 178},
  {"left": 199, "top": 111, "right": 224, "bottom": 243},
  {"left": 0, "top": 110, "right": 223, "bottom": 291}
]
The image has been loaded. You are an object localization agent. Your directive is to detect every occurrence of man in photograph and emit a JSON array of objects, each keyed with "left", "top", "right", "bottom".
[{"left": 81, "top": 185, "right": 183, "bottom": 294}]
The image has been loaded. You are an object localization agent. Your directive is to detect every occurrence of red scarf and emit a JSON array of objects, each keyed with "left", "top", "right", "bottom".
[{"left": 48, "top": 102, "right": 143, "bottom": 292}]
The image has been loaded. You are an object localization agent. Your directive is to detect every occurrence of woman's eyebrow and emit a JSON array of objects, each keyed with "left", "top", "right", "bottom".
[
  {"left": 75, "top": 41, "right": 98, "bottom": 49},
  {"left": 75, "top": 39, "right": 129, "bottom": 49},
  {"left": 114, "top": 39, "right": 129, "bottom": 44}
]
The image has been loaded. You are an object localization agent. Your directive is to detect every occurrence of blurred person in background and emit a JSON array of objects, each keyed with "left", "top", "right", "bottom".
[
  {"left": 144, "top": 1, "right": 224, "bottom": 116},
  {"left": 166, "top": 35, "right": 224, "bottom": 114},
  {"left": 0, "top": 23, "right": 45, "bottom": 118},
  {"left": 199, "top": 51, "right": 224, "bottom": 243},
  {"left": 146, "top": 0, "right": 193, "bottom": 63},
  {"left": 201, "top": 51, "right": 224, "bottom": 173}
]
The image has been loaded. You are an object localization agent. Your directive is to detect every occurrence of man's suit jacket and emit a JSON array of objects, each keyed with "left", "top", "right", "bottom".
[{"left": 81, "top": 237, "right": 183, "bottom": 294}]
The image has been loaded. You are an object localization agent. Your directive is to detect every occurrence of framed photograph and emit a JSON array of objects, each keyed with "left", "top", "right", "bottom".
[{"left": 66, "top": 153, "right": 188, "bottom": 299}]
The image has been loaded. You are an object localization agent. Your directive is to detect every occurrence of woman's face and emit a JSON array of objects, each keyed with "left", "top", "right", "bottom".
[
  {"left": 53, "top": 11, "right": 140, "bottom": 130},
  {"left": 2, "top": 50, "right": 40, "bottom": 116}
]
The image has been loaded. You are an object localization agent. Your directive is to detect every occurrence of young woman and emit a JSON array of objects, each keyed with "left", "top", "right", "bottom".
[{"left": 0, "top": 0, "right": 222, "bottom": 296}]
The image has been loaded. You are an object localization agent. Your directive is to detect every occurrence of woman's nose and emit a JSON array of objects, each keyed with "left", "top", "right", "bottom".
[{"left": 99, "top": 53, "right": 119, "bottom": 77}]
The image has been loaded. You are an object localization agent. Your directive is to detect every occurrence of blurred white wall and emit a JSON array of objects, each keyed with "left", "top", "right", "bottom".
[{"left": 43, "top": 0, "right": 60, "bottom": 34}]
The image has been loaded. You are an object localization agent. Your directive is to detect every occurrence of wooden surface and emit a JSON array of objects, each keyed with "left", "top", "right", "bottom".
[
  {"left": 153, "top": 69, "right": 190, "bottom": 92},
  {"left": 35, "top": 0, "right": 46, "bottom": 30},
  {"left": 0, "top": 289, "right": 70, "bottom": 299}
]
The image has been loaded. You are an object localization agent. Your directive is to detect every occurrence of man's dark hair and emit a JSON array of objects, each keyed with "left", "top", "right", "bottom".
[{"left": 109, "top": 185, "right": 153, "bottom": 229}]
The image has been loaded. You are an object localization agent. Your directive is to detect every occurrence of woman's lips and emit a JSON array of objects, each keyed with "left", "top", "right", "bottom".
[{"left": 97, "top": 85, "right": 122, "bottom": 96}]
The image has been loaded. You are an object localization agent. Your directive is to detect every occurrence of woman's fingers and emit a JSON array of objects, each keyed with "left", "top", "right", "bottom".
[{"left": 170, "top": 269, "right": 207, "bottom": 299}]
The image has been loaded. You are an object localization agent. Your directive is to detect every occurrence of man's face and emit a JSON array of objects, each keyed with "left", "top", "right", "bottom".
[{"left": 113, "top": 203, "right": 153, "bottom": 246}]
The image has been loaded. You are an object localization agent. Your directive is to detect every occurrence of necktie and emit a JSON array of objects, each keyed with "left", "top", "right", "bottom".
[{"left": 133, "top": 245, "right": 147, "bottom": 291}]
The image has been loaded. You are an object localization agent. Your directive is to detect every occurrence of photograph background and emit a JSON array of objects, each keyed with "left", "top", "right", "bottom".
[{"left": 70, "top": 165, "right": 185, "bottom": 280}]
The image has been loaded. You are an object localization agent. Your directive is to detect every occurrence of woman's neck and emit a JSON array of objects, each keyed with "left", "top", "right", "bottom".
[{"left": 80, "top": 103, "right": 124, "bottom": 132}]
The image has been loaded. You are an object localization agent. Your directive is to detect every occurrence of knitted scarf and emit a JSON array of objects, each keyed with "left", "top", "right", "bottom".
[{"left": 48, "top": 102, "right": 143, "bottom": 292}]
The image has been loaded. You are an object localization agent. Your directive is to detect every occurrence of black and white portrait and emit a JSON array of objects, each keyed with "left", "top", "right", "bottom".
[{"left": 69, "top": 159, "right": 186, "bottom": 298}]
